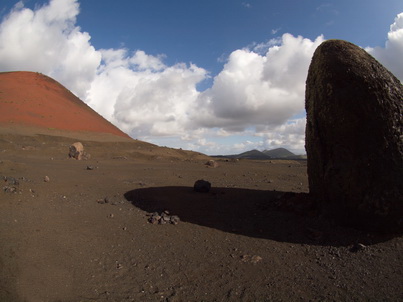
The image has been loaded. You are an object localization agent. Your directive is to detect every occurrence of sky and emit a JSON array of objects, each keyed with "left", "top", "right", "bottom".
[{"left": 0, "top": 0, "right": 402, "bottom": 155}]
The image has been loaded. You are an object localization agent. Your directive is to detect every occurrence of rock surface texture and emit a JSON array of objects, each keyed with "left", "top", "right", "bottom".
[
  {"left": 69, "top": 142, "right": 84, "bottom": 160},
  {"left": 305, "top": 40, "right": 403, "bottom": 233}
]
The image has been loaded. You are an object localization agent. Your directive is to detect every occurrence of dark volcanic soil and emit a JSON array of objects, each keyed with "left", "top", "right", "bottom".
[{"left": 0, "top": 129, "right": 402, "bottom": 302}]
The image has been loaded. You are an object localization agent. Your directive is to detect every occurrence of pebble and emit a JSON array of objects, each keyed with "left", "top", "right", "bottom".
[
  {"left": 3, "top": 186, "right": 17, "bottom": 193},
  {"left": 241, "top": 254, "right": 263, "bottom": 264},
  {"left": 3, "top": 176, "right": 19, "bottom": 186},
  {"left": 350, "top": 243, "right": 366, "bottom": 252},
  {"left": 44, "top": 176, "right": 50, "bottom": 182}
]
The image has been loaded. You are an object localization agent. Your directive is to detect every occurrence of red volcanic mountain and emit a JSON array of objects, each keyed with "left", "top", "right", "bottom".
[{"left": 0, "top": 71, "right": 130, "bottom": 139}]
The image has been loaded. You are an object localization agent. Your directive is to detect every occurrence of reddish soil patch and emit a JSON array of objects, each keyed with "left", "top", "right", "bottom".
[{"left": 0, "top": 71, "right": 130, "bottom": 139}]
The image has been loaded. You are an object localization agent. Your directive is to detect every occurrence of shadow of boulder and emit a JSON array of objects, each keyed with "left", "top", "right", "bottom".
[{"left": 125, "top": 186, "right": 394, "bottom": 247}]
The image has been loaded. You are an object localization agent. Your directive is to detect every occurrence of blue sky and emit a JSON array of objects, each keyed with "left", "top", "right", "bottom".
[{"left": 0, "top": 0, "right": 402, "bottom": 155}]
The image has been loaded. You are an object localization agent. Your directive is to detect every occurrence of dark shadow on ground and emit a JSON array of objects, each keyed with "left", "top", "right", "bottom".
[{"left": 124, "top": 186, "right": 394, "bottom": 247}]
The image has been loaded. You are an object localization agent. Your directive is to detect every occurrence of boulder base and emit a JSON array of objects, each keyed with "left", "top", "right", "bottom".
[{"left": 305, "top": 40, "right": 403, "bottom": 233}]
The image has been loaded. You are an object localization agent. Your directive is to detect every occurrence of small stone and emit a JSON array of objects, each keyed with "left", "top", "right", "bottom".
[
  {"left": 4, "top": 176, "right": 19, "bottom": 186},
  {"left": 194, "top": 179, "right": 211, "bottom": 193},
  {"left": 170, "top": 215, "right": 180, "bottom": 225},
  {"left": 148, "top": 214, "right": 161, "bottom": 224},
  {"left": 3, "top": 186, "right": 17, "bottom": 193},
  {"left": 108, "top": 213, "right": 114, "bottom": 218},
  {"left": 205, "top": 160, "right": 219, "bottom": 168},
  {"left": 161, "top": 215, "right": 171, "bottom": 222},
  {"left": 250, "top": 255, "right": 263, "bottom": 264},
  {"left": 350, "top": 243, "right": 366, "bottom": 252},
  {"left": 86, "top": 165, "right": 94, "bottom": 170},
  {"left": 241, "top": 254, "right": 262, "bottom": 264},
  {"left": 44, "top": 176, "right": 50, "bottom": 182}
]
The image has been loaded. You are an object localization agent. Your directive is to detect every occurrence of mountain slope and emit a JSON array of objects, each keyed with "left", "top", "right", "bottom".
[
  {"left": 0, "top": 71, "right": 130, "bottom": 139},
  {"left": 262, "top": 148, "right": 296, "bottom": 158},
  {"left": 236, "top": 149, "right": 272, "bottom": 159}
]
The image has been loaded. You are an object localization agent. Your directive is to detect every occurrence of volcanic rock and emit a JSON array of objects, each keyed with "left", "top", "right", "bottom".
[
  {"left": 305, "top": 39, "right": 403, "bottom": 233},
  {"left": 205, "top": 160, "right": 219, "bottom": 168},
  {"left": 147, "top": 211, "right": 180, "bottom": 225},
  {"left": 69, "top": 142, "right": 84, "bottom": 160},
  {"left": 193, "top": 179, "right": 211, "bottom": 193}
]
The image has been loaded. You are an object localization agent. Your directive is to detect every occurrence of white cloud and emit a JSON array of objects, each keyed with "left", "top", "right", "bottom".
[
  {"left": 257, "top": 117, "right": 307, "bottom": 154},
  {"left": 192, "top": 34, "right": 324, "bottom": 132},
  {"left": 366, "top": 12, "right": 403, "bottom": 81},
  {"left": 0, "top": 0, "right": 100, "bottom": 99},
  {"left": 110, "top": 62, "right": 207, "bottom": 137}
]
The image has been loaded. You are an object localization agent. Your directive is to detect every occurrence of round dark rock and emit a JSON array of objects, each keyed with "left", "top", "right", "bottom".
[
  {"left": 305, "top": 39, "right": 403, "bottom": 233},
  {"left": 193, "top": 179, "right": 211, "bottom": 193}
]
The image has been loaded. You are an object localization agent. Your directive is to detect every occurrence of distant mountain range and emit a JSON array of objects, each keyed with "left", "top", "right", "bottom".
[{"left": 213, "top": 148, "right": 307, "bottom": 160}]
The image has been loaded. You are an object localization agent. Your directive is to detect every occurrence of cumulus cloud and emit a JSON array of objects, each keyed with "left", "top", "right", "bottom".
[
  {"left": 192, "top": 34, "right": 324, "bottom": 131},
  {"left": 0, "top": 0, "right": 100, "bottom": 99},
  {"left": 257, "top": 117, "right": 307, "bottom": 153},
  {"left": 366, "top": 13, "right": 403, "bottom": 81}
]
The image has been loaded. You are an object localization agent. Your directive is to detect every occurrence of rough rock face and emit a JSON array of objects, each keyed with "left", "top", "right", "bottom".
[
  {"left": 305, "top": 40, "right": 403, "bottom": 233},
  {"left": 69, "top": 142, "right": 84, "bottom": 160}
]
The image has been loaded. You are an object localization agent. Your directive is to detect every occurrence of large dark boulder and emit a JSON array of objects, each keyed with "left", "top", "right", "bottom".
[{"left": 305, "top": 39, "right": 403, "bottom": 233}]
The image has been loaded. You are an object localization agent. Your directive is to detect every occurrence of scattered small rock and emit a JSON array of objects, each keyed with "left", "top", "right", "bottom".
[
  {"left": 148, "top": 211, "right": 180, "bottom": 225},
  {"left": 44, "top": 176, "right": 50, "bottom": 182},
  {"left": 241, "top": 254, "right": 262, "bottom": 264},
  {"left": 3, "top": 176, "right": 19, "bottom": 186},
  {"left": 170, "top": 215, "right": 180, "bottom": 225},
  {"left": 194, "top": 179, "right": 211, "bottom": 193},
  {"left": 86, "top": 165, "right": 94, "bottom": 170},
  {"left": 350, "top": 243, "right": 366, "bottom": 253},
  {"left": 149, "top": 213, "right": 161, "bottom": 224},
  {"left": 112, "top": 156, "right": 128, "bottom": 160},
  {"left": 205, "top": 160, "right": 219, "bottom": 168},
  {"left": 3, "top": 186, "right": 17, "bottom": 193},
  {"left": 97, "top": 198, "right": 108, "bottom": 204}
]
